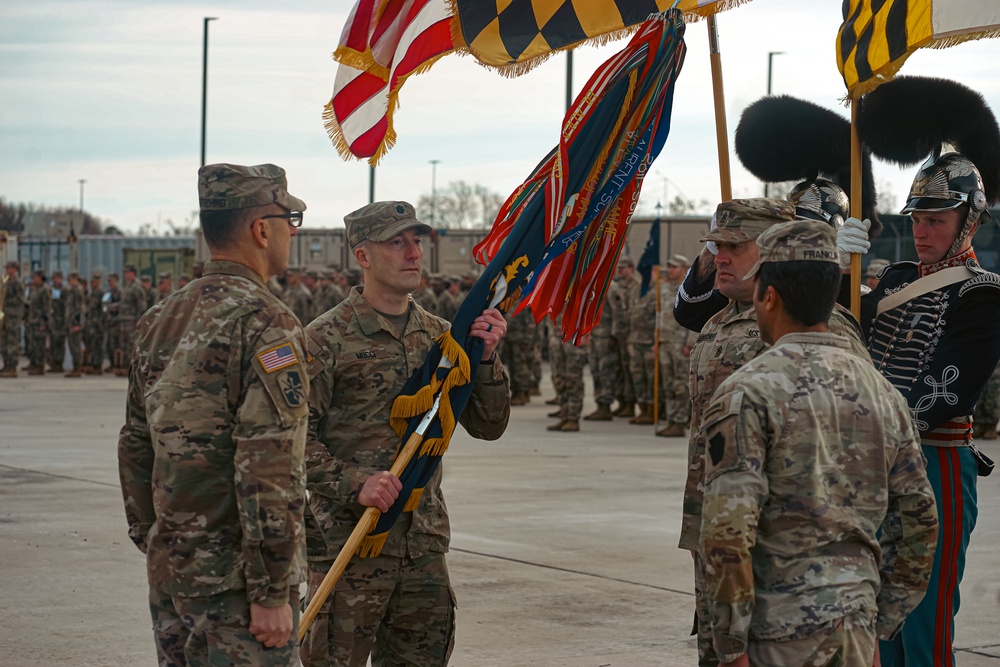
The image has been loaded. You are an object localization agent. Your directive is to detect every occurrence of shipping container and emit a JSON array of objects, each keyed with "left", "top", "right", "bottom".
[
  {"left": 123, "top": 247, "right": 196, "bottom": 284},
  {"left": 16, "top": 235, "right": 196, "bottom": 286}
]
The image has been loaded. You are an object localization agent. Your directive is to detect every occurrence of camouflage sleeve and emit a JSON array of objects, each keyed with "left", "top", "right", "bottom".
[
  {"left": 117, "top": 345, "right": 155, "bottom": 554},
  {"left": 303, "top": 329, "right": 380, "bottom": 502},
  {"left": 234, "top": 313, "right": 309, "bottom": 608},
  {"left": 876, "top": 400, "right": 939, "bottom": 639},
  {"left": 459, "top": 355, "right": 511, "bottom": 440},
  {"left": 699, "top": 387, "right": 771, "bottom": 664}
]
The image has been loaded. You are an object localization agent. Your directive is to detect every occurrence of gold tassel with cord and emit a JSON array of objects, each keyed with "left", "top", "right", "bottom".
[
  {"left": 403, "top": 487, "right": 424, "bottom": 512},
  {"left": 357, "top": 532, "right": 389, "bottom": 558},
  {"left": 436, "top": 331, "right": 471, "bottom": 383}
]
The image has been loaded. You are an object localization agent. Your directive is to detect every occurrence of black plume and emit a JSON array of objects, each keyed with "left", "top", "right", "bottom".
[
  {"left": 735, "top": 95, "right": 881, "bottom": 235},
  {"left": 858, "top": 76, "right": 1000, "bottom": 204}
]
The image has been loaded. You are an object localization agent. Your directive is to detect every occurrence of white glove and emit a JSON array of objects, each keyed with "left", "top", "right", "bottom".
[
  {"left": 705, "top": 213, "right": 719, "bottom": 255},
  {"left": 837, "top": 216, "right": 871, "bottom": 270}
]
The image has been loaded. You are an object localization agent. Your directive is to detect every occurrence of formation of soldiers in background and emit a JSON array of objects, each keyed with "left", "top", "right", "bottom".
[{"left": 4, "top": 253, "right": 999, "bottom": 441}]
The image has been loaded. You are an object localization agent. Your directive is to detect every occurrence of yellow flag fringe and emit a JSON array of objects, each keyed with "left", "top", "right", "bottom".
[
  {"left": 357, "top": 531, "right": 389, "bottom": 558},
  {"left": 403, "top": 487, "right": 423, "bottom": 512}
]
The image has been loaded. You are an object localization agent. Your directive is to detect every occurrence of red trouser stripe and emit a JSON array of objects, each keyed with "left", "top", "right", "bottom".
[{"left": 935, "top": 448, "right": 953, "bottom": 667}]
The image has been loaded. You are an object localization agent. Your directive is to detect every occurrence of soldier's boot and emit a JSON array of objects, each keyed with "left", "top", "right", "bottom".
[
  {"left": 558, "top": 420, "right": 580, "bottom": 432},
  {"left": 0, "top": 368, "right": 16, "bottom": 378},
  {"left": 583, "top": 404, "right": 614, "bottom": 421},
  {"left": 630, "top": 403, "right": 655, "bottom": 425},
  {"left": 86, "top": 366, "right": 103, "bottom": 375},
  {"left": 545, "top": 396, "right": 560, "bottom": 405},
  {"left": 510, "top": 391, "right": 530, "bottom": 406},
  {"left": 65, "top": 368, "right": 82, "bottom": 378},
  {"left": 547, "top": 408, "right": 563, "bottom": 419},
  {"left": 529, "top": 386, "right": 541, "bottom": 396},
  {"left": 656, "top": 422, "right": 686, "bottom": 437},
  {"left": 27, "top": 366, "right": 45, "bottom": 376},
  {"left": 546, "top": 420, "right": 567, "bottom": 431},
  {"left": 613, "top": 401, "right": 635, "bottom": 418}
]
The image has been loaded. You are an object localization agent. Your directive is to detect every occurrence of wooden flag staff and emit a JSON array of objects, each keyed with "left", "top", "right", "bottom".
[
  {"left": 849, "top": 99, "right": 863, "bottom": 320},
  {"left": 298, "top": 395, "right": 443, "bottom": 640},
  {"left": 707, "top": 15, "right": 733, "bottom": 202}
]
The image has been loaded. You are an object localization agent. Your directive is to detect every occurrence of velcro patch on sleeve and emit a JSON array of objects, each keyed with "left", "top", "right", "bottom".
[{"left": 257, "top": 343, "right": 299, "bottom": 373}]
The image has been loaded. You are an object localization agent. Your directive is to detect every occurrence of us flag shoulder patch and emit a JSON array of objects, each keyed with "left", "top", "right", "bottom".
[{"left": 257, "top": 343, "right": 298, "bottom": 373}]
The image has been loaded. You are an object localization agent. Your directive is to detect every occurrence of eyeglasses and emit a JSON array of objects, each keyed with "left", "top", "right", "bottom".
[{"left": 261, "top": 211, "right": 304, "bottom": 228}]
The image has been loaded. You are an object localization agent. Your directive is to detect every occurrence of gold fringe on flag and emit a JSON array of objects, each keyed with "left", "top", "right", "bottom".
[
  {"left": 357, "top": 531, "right": 389, "bottom": 558},
  {"left": 403, "top": 487, "right": 423, "bottom": 512}
]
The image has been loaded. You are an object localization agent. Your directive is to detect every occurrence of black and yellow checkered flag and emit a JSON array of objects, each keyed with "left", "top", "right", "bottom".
[
  {"left": 451, "top": 0, "right": 744, "bottom": 73},
  {"left": 837, "top": 0, "right": 1000, "bottom": 96}
]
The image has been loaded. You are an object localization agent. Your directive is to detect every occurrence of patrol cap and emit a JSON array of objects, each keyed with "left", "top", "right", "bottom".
[
  {"left": 743, "top": 219, "right": 840, "bottom": 280},
  {"left": 617, "top": 258, "right": 634, "bottom": 269},
  {"left": 52, "top": 270, "right": 64, "bottom": 278},
  {"left": 90, "top": 271, "right": 103, "bottom": 280},
  {"left": 345, "top": 201, "right": 432, "bottom": 249},
  {"left": 123, "top": 264, "right": 137, "bottom": 273},
  {"left": 68, "top": 271, "right": 80, "bottom": 280},
  {"left": 158, "top": 272, "right": 171, "bottom": 281},
  {"left": 107, "top": 272, "right": 119, "bottom": 279},
  {"left": 5, "top": 261, "right": 17, "bottom": 270},
  {"left": 198, "top": 163, "right": 306, "bottom": 212},
  {"left": 666, "top": 254, "right": 690, "bottom": 268},
  {"left": 865, "top": 258, "right": 890, "bottom": 278},
  {"left": 702, "top": 198, "right": 798, "bottom": 245},
  {"left": 141, "top": 275, "right": 152, "bottom": 283}
]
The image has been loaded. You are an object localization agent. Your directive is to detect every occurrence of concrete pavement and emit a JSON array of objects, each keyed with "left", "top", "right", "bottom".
[{"left": 1, "top": 372, "right": 998, "bottom": 666}]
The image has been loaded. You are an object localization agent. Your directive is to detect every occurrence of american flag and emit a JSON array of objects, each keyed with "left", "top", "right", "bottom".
[
  {"left": 324, "top": 0, "right": 455, "bottom": 165},
  {"left": 258, "top": 343, "right": 298, "bottom": 373}
]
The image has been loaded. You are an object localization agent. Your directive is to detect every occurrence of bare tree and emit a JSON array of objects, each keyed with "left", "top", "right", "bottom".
[{"left": 417, "top": 180, "right": 505, "bottom": 229}]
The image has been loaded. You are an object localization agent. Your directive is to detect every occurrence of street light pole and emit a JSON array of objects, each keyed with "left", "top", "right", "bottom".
[
  {"left": 78, "top": 179, "right": 86, "bottom": 213},
  {"left": 201, "top": 17, "right": 218, "bottom": 168},
  {"left": 429, "top": 159, "right": 441, "bottom": 226},
  {"left": 764, "top": 50, "right": 784, "bottom": 196},
  {"left": 565, "top": 50, "right": 573, "bottom": 113}
]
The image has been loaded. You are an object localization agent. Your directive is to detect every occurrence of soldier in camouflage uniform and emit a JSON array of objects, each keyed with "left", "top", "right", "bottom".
[
  {"left": 47, "top": 271, "right": 67, "bottom": 371},
  {"left": 584, "top": 285, "right": 620, "bottom": 421},
  {"left": 626, "top": 265, "right": 658, "bottom": 425},
  {"left": 104, "top": 273, "right": 124, "bottom": 374},
  {"left": 314, "top": 269, "right": 345, "bottom": 318},
  {"left": 700, "top": 220, "right": 937, "bottom": 666},
  {"left": 301, "top": 200, "right": 509, "bottom": 667},
  {"left": 1, "top": 262, "right": 26, "bottom": 376},
  {"left": 64, "top": 271, "right": 84, "bottom": 377},
  {"left": 116, "top": 265, "right": 147, "bottom": 377},
  {"left": 283, "top": 267, "right": 315, "bottom": 325},
  {"left": 118, "top": 163, "right": 309, "bottom": 666},
  {"left": 656, "top": 255, "right": 697, "bottom": 437},
  {"left": 611, "top": 259, "right": 638, "bottom": 417},
  {"left": 546, "top": 315, "right": 586, "bottom": 432},
  {"left": 864, "top": 257, "right": 890, "bottom": 291},
  {"left": 673, "top": 199, "right": 871, "bottom": 667},
  {"left": 505, "top": 308, "right": 539, "bottom": 406},
  {"left": 83, "top": 272, "right": 105, "bottom": 374},
  {"left": 25, "top": 270, "right": 51, "bottom": 375},
  {"left": 141, "top": 274, "right": 156, "bottom": 311}
]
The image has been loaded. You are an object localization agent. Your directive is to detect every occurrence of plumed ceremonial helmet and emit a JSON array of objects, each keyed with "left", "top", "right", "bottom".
[
  {"left": 859, "top": 76, "right": 1000, "bottom": 258},
  {"left": 787, "top": 177, "right": 851, "bottom": 229},
  {"left": 901, "top": 148, "right": 989, "bottom": 220}
]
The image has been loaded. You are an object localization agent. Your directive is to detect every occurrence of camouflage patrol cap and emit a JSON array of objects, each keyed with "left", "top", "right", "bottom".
[
  {"left": 667, "top": 254, "right": 690, "bottom": 267},
  {"left": 702, "top": 198, "right": 798, "bottom": 245},
  {"left": 5, "top": 261, "right": 17, "bottom": 270},
  {"left": 141, "top": 275, "right": 152, "bottom": 283},
  {"left": 198, "top": 163, "right": 306, "bottom": 212},
  {"left": 865, "top": 258, "right": 891, "bottom": 278},
  {"left": 158, "top": 272, "right": 171, "bottom": 281},
  {"left": 52, "top": 270, "right": 63, "bottom": 278},
  {"left": 345, "top": 201, "right": 432, "bottom": 249},
  {"left": 743, "top": 219, "right": 840, "bottom": 280},
  {"left": 123, "top": 264, "right": 137, "bottom": 273},
  {"left": 68, "top": 271, "right": 79, "bottom": 280},
  {"left": 90, "top": 271, "right": 103, "bottom": 280},
  {"left": 617, "top": 258, "right": 634, "bottom": 269}
]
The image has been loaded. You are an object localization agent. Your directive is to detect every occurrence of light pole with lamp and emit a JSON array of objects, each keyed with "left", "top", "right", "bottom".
[
  {"left": 764, "top": 50, "right": 784, "bottom": 197},
  {"left": 201, "top": 17, "right": 218, "bottom": 168}
]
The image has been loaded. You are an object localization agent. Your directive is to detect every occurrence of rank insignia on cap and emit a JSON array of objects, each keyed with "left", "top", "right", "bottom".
[
  {"left": 258, "top": 343, "right": 298, "bottom": 373},
  {"left": 279, "top": 370, "right": 305, "bottom": 407}
]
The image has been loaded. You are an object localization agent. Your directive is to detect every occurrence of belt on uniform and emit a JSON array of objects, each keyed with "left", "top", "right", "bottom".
[{"left": 922, "top": 416, "right": 995, "bottom": 477}]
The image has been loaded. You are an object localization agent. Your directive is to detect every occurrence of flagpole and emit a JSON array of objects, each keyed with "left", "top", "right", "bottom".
[
  {"left": 299, "top": 397, "right": 442, "bottom": 639},
  {"left": 849, "top": 97, "right": 862, "bottom": 320},
  {"left": 653, "top": 264, "right": 661, "bottom": 426},
  {"left": 707, "top": 15, "right": 732, "bottom": 201}
]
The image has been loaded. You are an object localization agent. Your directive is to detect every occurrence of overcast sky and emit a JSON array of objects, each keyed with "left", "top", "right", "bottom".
[{"left": 2, "top": 0, "right": 999, "bottom": 234}]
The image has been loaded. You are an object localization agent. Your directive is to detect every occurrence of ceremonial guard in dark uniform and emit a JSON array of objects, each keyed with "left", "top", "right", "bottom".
[{"left": 856, "top": 76, "right": 1000, "bottom": 667}]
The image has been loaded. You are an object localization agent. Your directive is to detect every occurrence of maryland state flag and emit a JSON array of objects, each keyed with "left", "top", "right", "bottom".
[
  {"left": 453, "top": 0, "right": 747, "bottom": 72},
  {"left": 838, "top": 0, "right": 1000, "bottom": 95},
  {"left": 356, "top": 9, "right": 687, "bottom": 556}
]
